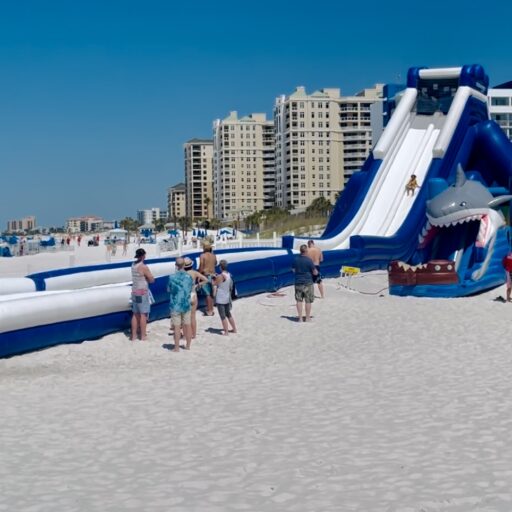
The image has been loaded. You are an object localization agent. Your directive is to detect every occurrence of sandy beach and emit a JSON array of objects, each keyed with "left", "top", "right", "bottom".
[{"left": 1, "top": 249, "right": 512, "bottom": 511}]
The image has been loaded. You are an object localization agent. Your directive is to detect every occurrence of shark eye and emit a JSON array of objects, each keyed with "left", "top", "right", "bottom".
[{"left": 459, "top": 201, "right": 467, "bottom": 207}]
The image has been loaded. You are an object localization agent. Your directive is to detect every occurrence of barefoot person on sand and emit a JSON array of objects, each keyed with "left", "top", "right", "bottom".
[
  {"left": 130, "top": 248, "right": 155, "bottom": 341},
  {"left": 213, "top": 260, "right": 237, "bottom": 335},
  {"left": 168, "top": 257, "right": 194, "bottom": 351},
  {"left": 292, "top": 244, "right": 318, "bottom": 322},
  {"left": 307, "top": 239, "right": 325, "bottom": 298},
  {"left": 198, "top": 241, "right": 217, "bottom": 316}
]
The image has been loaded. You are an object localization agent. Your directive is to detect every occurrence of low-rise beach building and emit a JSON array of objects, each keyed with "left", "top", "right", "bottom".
[
  {"left": 66, "top": 215, "right": 104, "bottom": 233},
  {"left": 6, "top": 216, "right": 37, "bottom": 233},
  {"left": 488, "top": 82, "right": 512, "bottom": 141}
]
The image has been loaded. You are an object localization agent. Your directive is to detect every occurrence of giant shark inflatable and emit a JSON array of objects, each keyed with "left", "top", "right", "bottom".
[{"left": 388, "top": 165, "right": 512, "bottom": 296}]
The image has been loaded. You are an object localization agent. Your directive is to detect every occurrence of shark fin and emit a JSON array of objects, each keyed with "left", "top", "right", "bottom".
[{"left": 455, "top": 164, "right": 466, "bottom": 187}]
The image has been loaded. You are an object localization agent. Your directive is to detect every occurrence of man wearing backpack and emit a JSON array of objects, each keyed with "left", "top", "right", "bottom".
[{"left": 213, "top": 259, "right": 237, "bottom": 336}]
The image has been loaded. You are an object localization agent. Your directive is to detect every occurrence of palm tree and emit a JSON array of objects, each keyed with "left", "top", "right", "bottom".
[
  {"left": 306, "top": 197, "right": 332, "bottom": 217},
  {"left": 154, "top": 219, "right": 166, "bottom": 233},
  {"left": 178, "top": 216, "right": 191, "bottom": 236}
]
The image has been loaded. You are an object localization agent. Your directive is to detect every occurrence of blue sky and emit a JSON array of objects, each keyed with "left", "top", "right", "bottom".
[{"left": 1, "top": 0, "right": 511, "bottom": 228}]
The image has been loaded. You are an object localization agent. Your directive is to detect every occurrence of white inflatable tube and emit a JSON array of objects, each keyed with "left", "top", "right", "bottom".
[
  {"left": 44, "top": 261, "right": 173, "bottom": 291},
  {"left": 373, "top": 88, "right": 418, "bottom": 159},
  {"left": 433, "top": 86, "right": 488, "bottom": 158},
  {"left": 419, "top": 67, "right": 462, "bottom": 80},
  {"left": 0, "top": 249, "right": 293, "bottom": 297},
  {"left": 0, "top": 278, "right": 36, "bottom": 295},
  {"left": 0, "top": 284, "right": 130, "bottom": 334}
]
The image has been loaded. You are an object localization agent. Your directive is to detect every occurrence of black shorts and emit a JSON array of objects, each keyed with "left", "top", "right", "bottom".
[{"left": 313, "top": 265, "right": 322, "bottom": 284}]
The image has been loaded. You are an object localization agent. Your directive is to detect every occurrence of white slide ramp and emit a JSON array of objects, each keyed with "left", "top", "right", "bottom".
[
  {"left": 358, "top": 113, "right": 445, "bottom": 239},
  {"left": 300, "top": 110, "right": 444, "bottom": 251}
]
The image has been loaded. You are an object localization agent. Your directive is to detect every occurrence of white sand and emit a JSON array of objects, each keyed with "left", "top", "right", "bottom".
[{"left": 1, "top": 251, "right": 512, "bottom": 511}]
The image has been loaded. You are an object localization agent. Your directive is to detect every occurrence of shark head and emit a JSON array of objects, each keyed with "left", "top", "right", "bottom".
[
  {"left": 426, "top": 165, "right": 512, "bottom": 225},
  {"left": 391, "top": 164, "right": 512, "bottom": 290},
  {"left": 423, "top": 164, "right": 512, "bottom": 248}
]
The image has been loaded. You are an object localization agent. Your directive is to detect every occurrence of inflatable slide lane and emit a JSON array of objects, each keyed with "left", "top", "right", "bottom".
[{"left": 0, "top": 248, "right": 295, "bottom": 357}]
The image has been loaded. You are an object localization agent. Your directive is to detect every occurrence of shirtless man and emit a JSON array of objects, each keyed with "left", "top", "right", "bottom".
[
  {"left": 307, "top": 239, "right": 325, "bottom": 298},
  {"left": 198, "top": 241, "right": 217, "bottom": 315}
]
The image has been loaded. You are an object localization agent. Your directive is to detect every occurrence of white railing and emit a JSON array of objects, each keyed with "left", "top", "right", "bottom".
[
  {"left": 0, "top": 244, "right": 74, "bottom": 258},
  {"left": 157, "top": 232, "right": 283, "bottom": 255}
]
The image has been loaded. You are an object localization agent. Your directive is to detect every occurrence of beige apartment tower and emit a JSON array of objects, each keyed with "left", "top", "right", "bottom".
[
  {"left": 340, "top": 85, "right": 383, "bottom": 181},
  {"left": 274, "top": 87, "right": 343, "bottom": 210},
  {"left": 274, "top": 84, "right": 383, "bottom": 211},
  {"left": 167, "top": 182, "right": 186, "bottom": 220},
  {"left": 184, "top": 139, "right": 214, "bottom": 220},
  {"left": 213, "top": 111, "right": 275, "bottom": 221}
]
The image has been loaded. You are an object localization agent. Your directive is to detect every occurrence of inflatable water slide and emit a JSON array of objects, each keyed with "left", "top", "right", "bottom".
[
  {"left": 285, "top": 64, "right": 512, "bottom": 295},
  {"left": 2, "top": 64, "right": 512, "bottom": 357}
]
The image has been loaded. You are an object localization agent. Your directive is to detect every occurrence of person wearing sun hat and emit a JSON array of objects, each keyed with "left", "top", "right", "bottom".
[
  {"left": 182, "top": 256, "right": 208, "bottom": 339},
  {"left": 168, "top": 257, "right": 194, "bottom": 351},
  {"left": 130, "top": 248, "right": 155, "bottom": 341}
]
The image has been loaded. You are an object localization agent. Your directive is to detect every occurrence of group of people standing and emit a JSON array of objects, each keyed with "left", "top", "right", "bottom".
[
  {"left": 129, "top": 237, "right": 325, "bottom": 343},
  {"left": 130, "top": 243, "right": 237, "bottom": 349}
]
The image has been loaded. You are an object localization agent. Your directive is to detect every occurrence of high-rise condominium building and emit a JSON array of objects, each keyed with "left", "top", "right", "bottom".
[
  {"left": 274, "top": 85, "right": 383, "bottom": 211},
  {"left": 340, "top": 85, "right": 383, "bottom": 181},
  {"left": 274, "top": 87, "right": 343, "bottom": 210},
  {"left": 168, "top": 182, "right": 186, "bottom": 220},
  {"left": 212, "top": 111, "right": 275, "bottom": 221},
  {"left": 488, "top": 82, "right": 512, "bottom": 140},
  {"left": 184, "top": 139, "right": 214, "bottom": 220}
]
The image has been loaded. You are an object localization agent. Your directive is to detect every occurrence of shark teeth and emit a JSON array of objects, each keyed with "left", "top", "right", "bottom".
[
  {"left": 396, "top": 262, "right": 427, "bottom": 271},
  {"left": 390, "top": 261, "right": 455, "bottom": 273},
  {"left": 429, "top": 214, "right": 483, "bottom": 228}
]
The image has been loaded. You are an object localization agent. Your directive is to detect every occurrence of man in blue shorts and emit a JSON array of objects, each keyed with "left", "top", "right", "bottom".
[{"left": 292, "top": 244, "right": 318, "bottom": 322}]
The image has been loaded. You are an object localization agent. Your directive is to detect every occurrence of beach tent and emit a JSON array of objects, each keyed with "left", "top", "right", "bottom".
[
  {"left": 108, "top": 228, "right": 128, "bottom": 240},
  {"left": 219, "top": 227, "right": 236, "bottom": 237},
  {"left": 0, "top": 244, "right": 11, "bottom": 257},
  {"left": 40, "top": 237, "right": 56, "bottom": 247},
  {"left": 138, "top": 225, "right": 156, "bottom": 243}
]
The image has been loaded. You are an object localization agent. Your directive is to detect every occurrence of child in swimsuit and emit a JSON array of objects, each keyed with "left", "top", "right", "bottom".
[{"left": 405, "top": 174, "right": 420, "bottom": 196}]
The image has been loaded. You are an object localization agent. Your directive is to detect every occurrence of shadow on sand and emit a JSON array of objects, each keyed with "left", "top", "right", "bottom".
[{"left": 280, "top": 315, "right": 314, "bottom": 323}]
